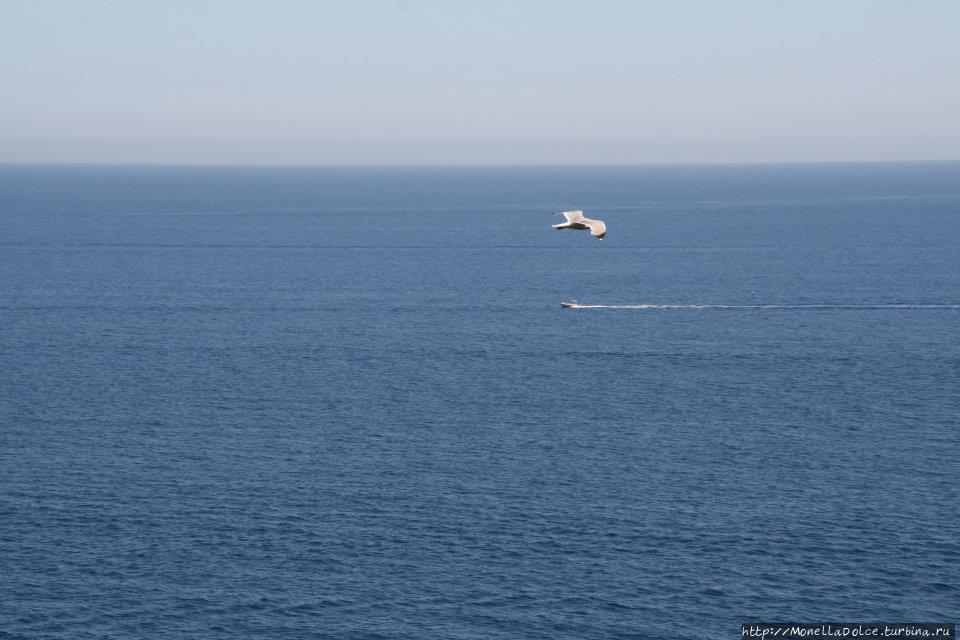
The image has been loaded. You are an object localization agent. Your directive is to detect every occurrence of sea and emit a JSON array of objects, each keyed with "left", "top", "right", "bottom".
[{"left": 1, "top": 162, "right": 958, "bottom": 639}]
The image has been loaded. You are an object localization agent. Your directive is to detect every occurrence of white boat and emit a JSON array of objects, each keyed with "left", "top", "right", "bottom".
[{"left": 561, "top": 299, "right": 579, "bottom": 308}]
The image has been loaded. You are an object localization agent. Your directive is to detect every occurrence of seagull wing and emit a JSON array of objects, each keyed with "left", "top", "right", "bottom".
[
  {"left": 560, "top": 210, "right": 586, "bottom": 223},
  {"left": 585, "top": 218, "right": 606, "bottom": 239}
]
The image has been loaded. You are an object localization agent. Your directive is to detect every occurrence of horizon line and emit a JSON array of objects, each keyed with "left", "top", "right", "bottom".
[{"left": 2, "top": 158, "right": 959, "bottom": 170}]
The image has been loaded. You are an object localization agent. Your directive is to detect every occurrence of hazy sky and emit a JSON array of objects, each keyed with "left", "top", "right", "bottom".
[{"left": 2, "top": 0, "right": 958, "bottom": 164}]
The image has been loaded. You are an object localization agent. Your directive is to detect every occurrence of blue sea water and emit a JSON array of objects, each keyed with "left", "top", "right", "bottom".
[{"left": 1, "top": 163, "right": 958, "bottom": 639}]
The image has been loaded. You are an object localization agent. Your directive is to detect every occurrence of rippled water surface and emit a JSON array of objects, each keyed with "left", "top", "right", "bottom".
[{"left": 2, "top": 163, "right": 958, "bottom": 639}]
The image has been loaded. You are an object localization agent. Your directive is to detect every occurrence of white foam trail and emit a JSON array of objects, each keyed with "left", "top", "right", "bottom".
[{"left": 567, "top": 303, "right": 960, "bottom": 310}]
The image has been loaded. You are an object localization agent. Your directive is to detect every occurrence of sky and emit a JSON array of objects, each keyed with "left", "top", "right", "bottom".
[{"left": 1, "top": 0, "right": 958, "bottom": 165}]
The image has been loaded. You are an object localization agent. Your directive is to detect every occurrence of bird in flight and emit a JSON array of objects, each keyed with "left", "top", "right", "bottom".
[{"left": 552, "top": 210, "right": 606, "bottom": 240}]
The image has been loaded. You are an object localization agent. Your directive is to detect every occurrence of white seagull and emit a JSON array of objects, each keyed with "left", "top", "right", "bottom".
[{"left": 552, "top": 210, "right": 606, "bottom": 240}]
